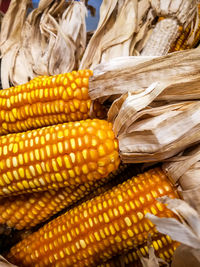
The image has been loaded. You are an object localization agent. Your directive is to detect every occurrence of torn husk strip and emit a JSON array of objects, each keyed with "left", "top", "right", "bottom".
[
  {"left": 89, "top": 47, "right": 200, "bottom": 102},
  {"left": 80, "top": 0, "right": 154, "bottom": 69},
  {"left": 163, "top": 145, "right": 200, "bottom": 214},
  {"left": 0, "top": 0, "right": 31, "bottom": 56},
  {"left": 107, "top": 74, "right": 200, "bottom": 163},
  {"left": 146, "top": 197, "right": 200, "bottom": 267},
  {"left": 1, "top": 0, "right": 87, "bottom": 88},
  {"left": 0, "top": 256, "right": 17, "bottom": 267}
]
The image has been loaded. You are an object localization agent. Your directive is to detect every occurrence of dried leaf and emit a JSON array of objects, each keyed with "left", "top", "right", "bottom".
[
  {"left": 89, "top": 48, "right": 200, "bottom": 102},
  {"left": 146, "top": 197, "right": 200, "bottom": 248},
  {"left": 163, "top": 145, "right": 200, "bottom": 214},
  {"left": 0, "top": 256, "right": 17, "bottom": 267},
  {"left": 172, "top": 244, "right": 200, "bottom": 267},
  {"left": 146, "top": 197, "right": 200, "bottom": 267},
  {"left": 80, "top": 0, "right": 154, "bottom": 69},
  {"left": 0, "top": 0, "right": 31, "bottom": 56}
]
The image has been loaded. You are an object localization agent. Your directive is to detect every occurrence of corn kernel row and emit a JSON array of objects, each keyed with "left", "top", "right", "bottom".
[
  {"left": 0, "top": 119, "right": 120, "bottom": 196},
  {"left": 0, "top": 70, "right": 105, "bottom": 135},
  {"left": 8, "top": 168, "right": 179, "bottom": 266}
]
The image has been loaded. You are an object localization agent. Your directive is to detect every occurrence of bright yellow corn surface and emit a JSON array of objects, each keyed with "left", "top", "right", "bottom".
[
  {"left": 0, "top": 164, "right": 134, "bottom": 230},
  {"left": 8, "top": 168, "right": 179, "bottom": 267},
  {"left": 0, "top": 119, "right": 120, "bottom": 197},
  {"left": 0, "top": 70, "right": 105, "bottom": 135},
  {"left": 99, "top": 234, "right": 179, "bottom": 266}
]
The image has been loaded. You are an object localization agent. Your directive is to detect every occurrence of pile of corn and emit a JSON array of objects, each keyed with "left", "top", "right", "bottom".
[
  {"left": 1, "top": 1, "right": 200, "bottom": 267},
  {"left": 0, "top": 68, "right": 182, "bottom": 267}
]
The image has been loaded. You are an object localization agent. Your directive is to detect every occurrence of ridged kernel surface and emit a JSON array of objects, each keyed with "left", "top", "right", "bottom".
[
  {"left": 0, "top": 70, "right": 105, "bottom": 135},
  {"left": 8, "top": 168, "right": 179, "bottom": 266},
  {"left": 0, "top": 119, "right": 119, "bottom": 196}
]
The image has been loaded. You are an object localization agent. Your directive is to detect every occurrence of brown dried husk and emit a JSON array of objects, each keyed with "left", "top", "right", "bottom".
[
  {"left": 0, "top": 0, "right": 87, "bottom": 88},
  {"left": 88, "top": 47, "right": 200, "bottom": 163},
  {"left": 163, "top": 145, "right": 200, "bottom": 215},
  {"left": 146, "top": 197, "right": 200, "bottom": 267},
  {"left": 80, "top": 0, "right": 197, "bottom": 69}
]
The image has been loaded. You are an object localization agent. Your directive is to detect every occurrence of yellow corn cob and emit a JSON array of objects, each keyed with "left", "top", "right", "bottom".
[
  {"left": 0, "top": 164, "right": 138, "bottom": 230},
  {"left": 0, "top": 119, "right": 120, "bottom": 197},
  {"left": 170, "top": 4, "right": 200, "bottom": 52},
  {"left": 7, "top": 168, "right": 179, "bottom": 267},
  {"left": 0, "top": 70, "right": 105, "bottom": 135},
  {"left": 99, "top": 235, "right": 179, "bottom": 267}
]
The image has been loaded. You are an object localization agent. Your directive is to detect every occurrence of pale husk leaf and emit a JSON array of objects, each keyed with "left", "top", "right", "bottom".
[
  {"left": 163, "top": 145, "right": 200, "bottom": 214},
  {"left": 146, "top": 197, "right": 200, "bottom": 248},
  {"left": 0, "top": 256, "right": 17, "bottom": 267},
  {"left": 48, "top": 1, "right": 87, "bottom": 75},
  {"left": 80, "top": 0, "right": 140, "bottom": 69},
  {"left": 171, "top": 244, "right": 200, "bottom": 267},
  {"left": 139, "top": 235, "right": 167, "bottom": 267},
  {"left": 89, "top": 47, "right": 200, "bottom": 102},
  {"left": 0, "top": 0, "right": 31, "bottom": 56},
  {"left": 108, "top": 78, "right": 200, "bottom": 163},
  {"left": 146, "top": 197, "right": 200, "bottom": 267}
]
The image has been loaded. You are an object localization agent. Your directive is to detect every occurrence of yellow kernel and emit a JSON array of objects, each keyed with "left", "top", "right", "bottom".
[
  {"left": 118, "top": 206, "right": 124, "bottom": 215},
  {"left": 19, "top": 168, "right": 25, "bottom": 178},
  {"left": 64, "top": 156, "right": 72, "bottom": 169},
  {"left": 109, "top": 225, "right": 116, "bottom": 235},
  {"left": 17, "top": 182, "right": 24, "bottom": 190},
  {"left": 103, "top": 212, "right": 110, "bottom": 223},
  {"left": 117, "top": 194, "right": 123, "bottom": 202},
  {"left": 80, "top": 240, "right": 87, "bottom": 249},
  {"left": 13, "top": 143, "right": 18, "bottom": 153},
  {"left": 29, "top": 166, "right": 36, "bottom": 176},
  {"left": 67, "top": 233, "right": 72, "bottom": 242},
  {"left": 46, "top": 145, "right": 51, "bottom": 157},
  {"left": 22, "top": 180, "right": 29, "bottom": 189},
  {"left": 3, "top": 174, "right": 10, "bottom": 184},
  {"left": 124, "top": 217, "right": 132, "bottom": 227},
  {"left": 127, "top": 229, "right": 134, "bottom": 237},
  {"left": 94, "top": 232, "right": 100, "bottom": 241},
  {"left": 98, "top": 145, "right": 106, "bottom": 156},
  {"left": 153, "top": 241, "right": 159, "bottom": 251},
  {"left": 58, "top": 142, "right": 63, "bottom": 153},
  {"left": 89, "top": 218, "right": 93, "bottom": 227},
  {"left": 115, "top": 236, "right": 122, "bottom": 243},
  {"left": 36, "top": 164, "right": 43, "bottom": 175}
]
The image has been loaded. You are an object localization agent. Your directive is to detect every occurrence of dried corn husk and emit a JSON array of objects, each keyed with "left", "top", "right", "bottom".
[
  {"left": 88, "top": 47, "right": 200, "bottom": 163},
  {"left": 139, "top": 235, "right": 167, "bottom": 267},
  {"left": 0, "top": 0, "right": 87, "bottom": 88},
  {"left": 141, "top": 0, "right": 197, "bottom": 56},
  {"left": 89, "top": 48, "right": 200, "bottom": 102},
  {"left": 163, "top": 145, "right": 200, "bottom": 214},
  {"left": 146, "top": 197, "right": 200, "bottom": 267},
  {"left": 0, "top": 256, "right": 17, "bottom": 267},
  {"left": 80, "top": 0, "right": 155, "bottom": 69},
  {"left": 81, "top": 0, "right": 198, "bottom": 69}
]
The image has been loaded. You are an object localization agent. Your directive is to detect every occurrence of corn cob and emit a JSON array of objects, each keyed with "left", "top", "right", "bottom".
[
  {"left": 99, "top": 234, "right": 179, "bottom": 267},
  {"left": 0, "top": 118, "right": 120, "bottom": 197},
  {"left": 0, "top": 164, "right": 138, "bottom": 230},
  {"left": 0, "top": 69, "right": 105, "bottom": 135},
  {"left": 8, "top": 168, "right": 179, "bottom": 267},
  {"left": 141, "top": 17, "right": 179, "bottom": 56},
  {"left": 170, "top": 4, "right": 200, "bottom": 52}
]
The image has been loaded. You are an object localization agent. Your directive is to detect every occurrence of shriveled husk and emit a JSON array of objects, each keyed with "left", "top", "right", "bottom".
[
  {"left": 163, "top": 145, "right": 200, "bottom": 215},
  {"left": 88, "top": 47, "right": 200, "bottom": 163},
  {"left": 80, "top": 0, "right": 198, "bottom": 69},
  {"left": 89, "top": 47, "right": 200, "bottom": 102},
  {"left": 80, "top": 0, "right": 155, "bottom": 69},
  {"left": 0, "top": 0, "right": 87, "bottom": 88},
  {"left": 0, "top": 256, "right": 17, "bottom": 267},
  {"left": 146, "top": 197, "right": 200, "bottom": 267}
]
